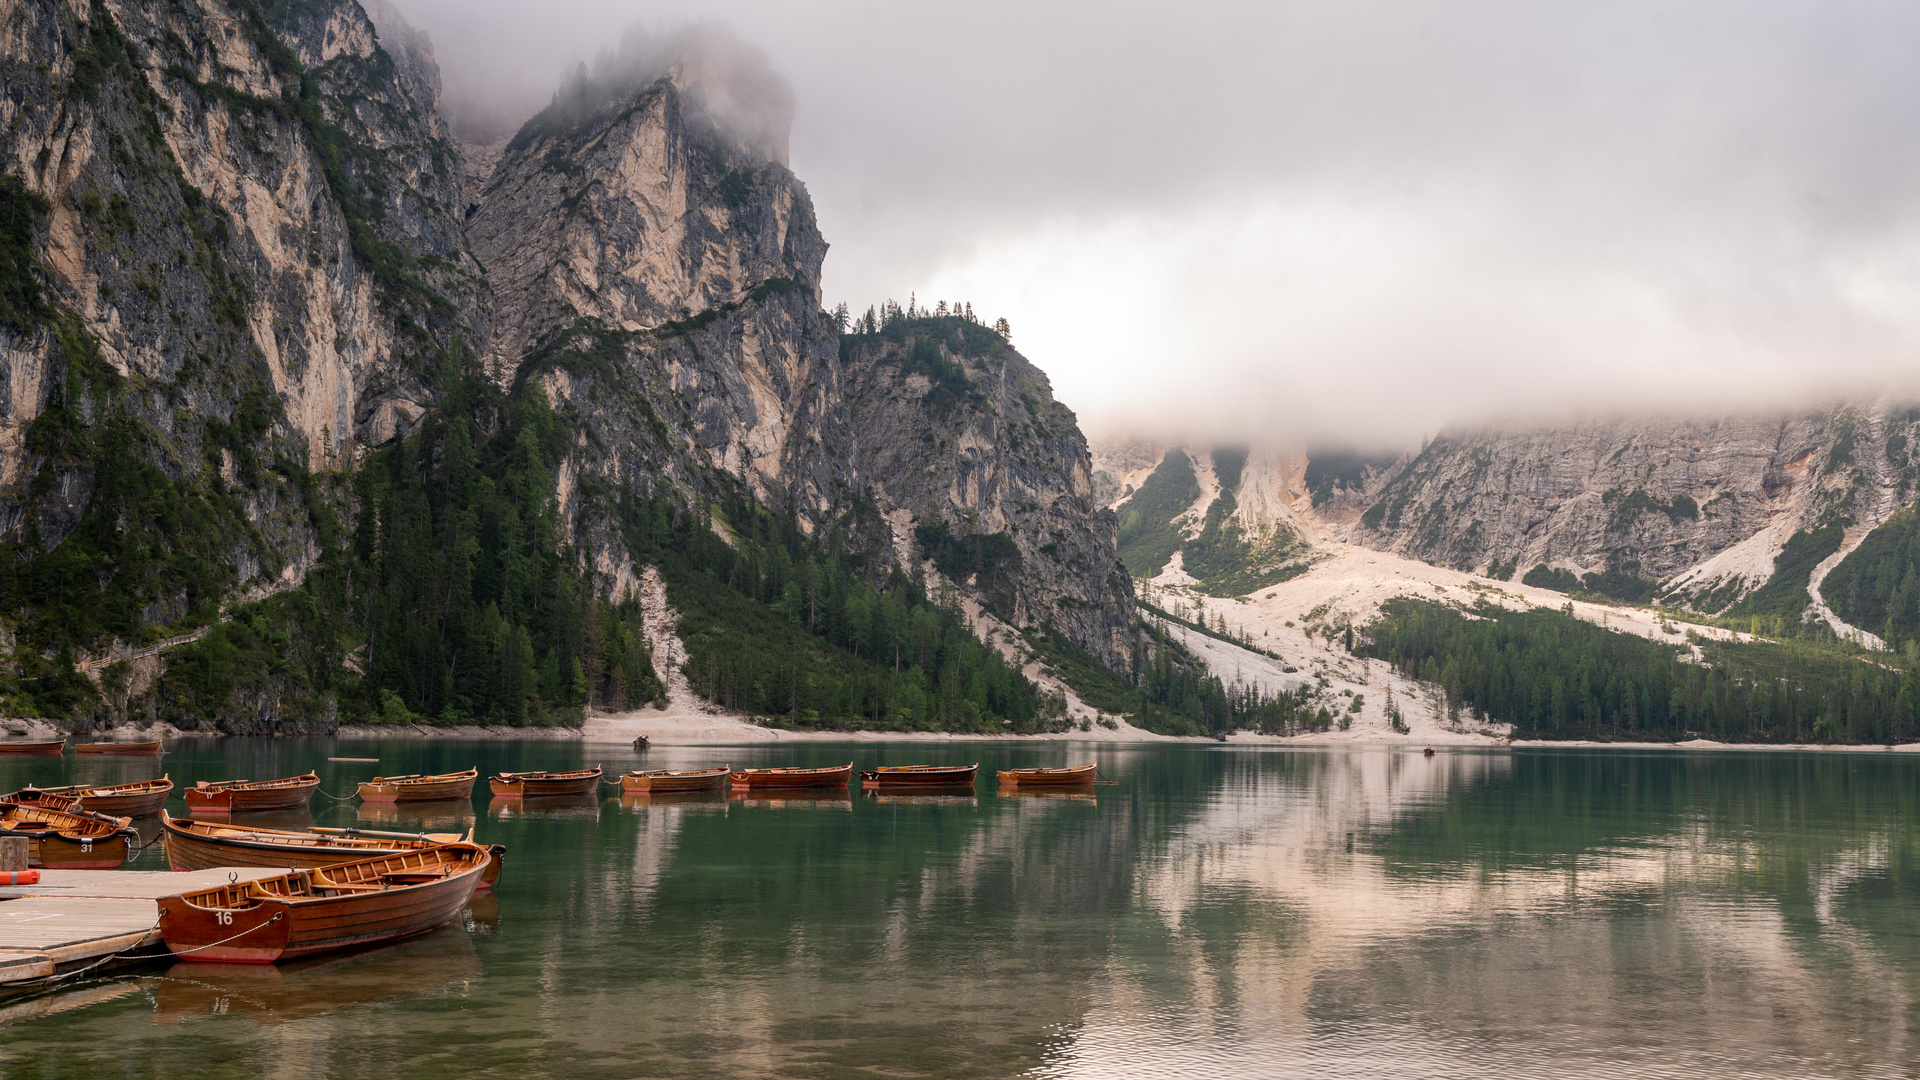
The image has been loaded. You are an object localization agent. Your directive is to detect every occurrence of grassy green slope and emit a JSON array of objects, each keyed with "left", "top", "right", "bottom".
[
  {"left": 1115, "top": 450, "right": 1199, "bottom": 577},
  {"left": 1824, "top": 508, "right": 1920, "bottom": 650}
]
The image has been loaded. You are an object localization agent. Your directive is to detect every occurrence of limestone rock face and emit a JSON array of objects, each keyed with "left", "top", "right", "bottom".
[
  {"left": 0, "top": 0, "right": 478, "bottom": 606},
  {"left": 468, "top": 54, "right": 1135, "bottom": 668},
  {"left": 842, "top": 326, "right": 1135, "bottom": 669},
  {"left": 1344, "top": 407, "right": 1919, "bottom": 600},
  {"left": 0, "top": 2, "right": 1134, "bottom": 680}
]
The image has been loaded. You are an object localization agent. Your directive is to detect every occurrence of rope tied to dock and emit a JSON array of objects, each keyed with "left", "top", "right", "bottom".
[
  {"left": 45, "top": 910, "right": 288, "bottom": 986},
  {"left": 164, "top": 912, "right": 285, "bottom": 956}
]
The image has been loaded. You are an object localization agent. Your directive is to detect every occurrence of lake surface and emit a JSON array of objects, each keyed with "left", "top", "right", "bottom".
[{"left": 1, "top": 740, "right": 1918, "bottom": 1078}]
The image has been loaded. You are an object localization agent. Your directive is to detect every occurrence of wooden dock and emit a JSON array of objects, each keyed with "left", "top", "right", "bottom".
[{"left": 0, "top": 869, "right": 280, "bottom": 990}]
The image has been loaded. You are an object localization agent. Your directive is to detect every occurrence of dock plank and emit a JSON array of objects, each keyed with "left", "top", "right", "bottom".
[
  {"left": 0, "top": 868, "right": 285, "bottom": 988},
  {"left": 0, "top": 868, "right": 281, "bottom": 901}
]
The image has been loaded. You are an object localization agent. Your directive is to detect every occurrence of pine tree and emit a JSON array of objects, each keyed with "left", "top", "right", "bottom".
[{"left": 992, "top": 316, "right": 1011, "bottom": 341}]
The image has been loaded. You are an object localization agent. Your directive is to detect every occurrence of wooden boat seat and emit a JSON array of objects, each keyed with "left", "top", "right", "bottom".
[{"left": 380, "top": 872, "right": 448, "bottom": 885}]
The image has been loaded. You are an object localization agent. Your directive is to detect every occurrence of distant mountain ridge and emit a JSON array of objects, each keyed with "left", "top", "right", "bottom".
[{"left": 1096, "top": 402, "right": 1920, "bottom": 643}]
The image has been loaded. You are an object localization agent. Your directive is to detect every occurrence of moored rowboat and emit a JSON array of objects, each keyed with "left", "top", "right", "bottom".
[
  {"left": 620, "top": 765, "right": 730, "bottom": 793},
  {"left": 729, "top": 763, "right": 854, "bottom": 791},
  {"left": 160, "top": 811, "right": 504, "bottom": 891},
  {"left": 155, "top": 843, "right": 490, "bottom": 963},
  {"left": 487, "top": 767, "right": 602, "bottom": 798},
  {"left": 0, "top": 740, "right": 66, "bottom": 756},
  {"left": 357, "top": 768, "right": 479, "bottom": 803},
  {"left": 183, "top": 772, "right": 320, "bottom": 813},
  {"left": 73, "top": 739, "right": 162, "bottom": 755},
  {"left": 994, "top": 763, "right": 1098, "bottom": 788},
  {"left": 860, "top": 764, "right": 979, "bottom": 790},
  {"left": 0, "top": 803, "right": 138, "bottom": 869},
  {"left": 2, "top": 775, "right": 173, "bottom": 816}
]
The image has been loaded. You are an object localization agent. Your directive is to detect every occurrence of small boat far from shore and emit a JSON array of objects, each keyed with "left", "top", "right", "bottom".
[
  {"left": 729, "top": 763, "right": 854, "bottom": 791},
  {"left": 74, "top": 739, "right": 163, "bottom": 755},
  {"left": 2, "top": 776, "right": 174, "bottom": 817},
  {"left": 860, "top": 764, "right": 979, "bottom": 790},
  {"left": 995, "top": 763, "right": 1099, "bottom": 788},
  {"left": 357, "top": 768, "right": 479, "bottom": 803},
  {"left": 0, "top": 740, "right": 66, "bottom": 756},
  {"left": 621, "top": 765, "right": 730, "bottom": 793},
  {"left": 182, "top": 772, "right": 321, "bottom": 813},
  {"left": 488, "top": 767, "right": 603, "bottom": 798}
]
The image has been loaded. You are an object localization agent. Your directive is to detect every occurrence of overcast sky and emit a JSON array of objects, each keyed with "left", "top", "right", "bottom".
[{"left": 392, "top": 0, "right": 1920, "bottom": 447}]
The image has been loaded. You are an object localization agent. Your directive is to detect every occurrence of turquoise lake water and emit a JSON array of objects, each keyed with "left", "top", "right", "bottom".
[{"left": 1, "top": 740, "right": 1917, "bottom": 1078}]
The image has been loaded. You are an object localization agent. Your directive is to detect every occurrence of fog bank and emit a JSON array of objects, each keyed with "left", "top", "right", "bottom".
[{"left": 390, "top": 0, "right": 1920, "bottom": 445}]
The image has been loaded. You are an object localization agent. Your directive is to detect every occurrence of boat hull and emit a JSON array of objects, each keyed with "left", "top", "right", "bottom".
[
  {"left": 0, "top": 741, "right": 65, "bottom": 756},
  {"left": 81, "top": 787, "right": 173, "bottom": 816},
  {"left": 725, "top": 760, "right": 856, "bottom": 787},
  {"left": 1, "top": 805, "right": 138, "bottom": 869},
  {"left": 4, "top": 777, "right": 173, "bottom": 816},
  {"left": 156, "top": 850, "right": 486, "bottom": 963},
  {"left": 183, "top": 774, "right": 319, "bottom": 812},
  {"left": 162, "top": 816, "right": 503, "bottom": 892},
  {"left": 995, "top": 764, "right": 1098, "bottom": 788},
  {"left": 860, "top": 765, "right": 979, "bottom": 790},
  {"left": 729, "top": 764, "right": 854, "bottom": 791},
  {"left": 621, "top": 767, "right": 729, "bottom": 793},
  {"left": 28, "top": 831, "right": 136, "bottom": 870},
  {"left": 357, "top": 771, "right": 478, "bottom": 803},
  {"left": 74, "top": 741, "right": 162, "bottom": 755},
  {"left": 488, "top": 769, "right": 602, "bottom": 798}
]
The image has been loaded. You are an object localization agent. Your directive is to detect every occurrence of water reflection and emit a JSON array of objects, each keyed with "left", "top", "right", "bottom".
[
  {"left": 486, "top": 795, "right": 600, "bottom": 821},
  {"left": 2, "top": 743, "right": 1919, "bottom": 1079},
  {"left": 727, "top": 789, "right": 854, "bottom": 809},
  {"left": 150, "top": 926, "right": 481, "bottom": 1026},
  {"left": 356, "top": 798, "right": 475, "bottom": 830},
  {"left": 616, "top": 790, "right": 729, "bottom": 811}
]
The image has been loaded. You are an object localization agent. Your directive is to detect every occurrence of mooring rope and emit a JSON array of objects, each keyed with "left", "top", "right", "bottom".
[
  {"left": 34, "top": 910, "right": 288, "bottom": 988},
  {"left": 316, "top": 788, "right": 361, "bottom": 801}
]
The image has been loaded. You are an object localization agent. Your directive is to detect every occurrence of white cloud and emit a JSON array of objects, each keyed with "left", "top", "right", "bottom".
[{"left": 396, "top": 0, "right": 1920, "bottom": 443}]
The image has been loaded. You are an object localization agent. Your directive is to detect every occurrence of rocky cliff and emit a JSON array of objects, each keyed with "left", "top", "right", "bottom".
[
  {"left": 465, "top": 45, "right": 1133, "bottom": 669},
  {"left": 840, "top": 319, "right": 1133, "bottom": 666},
  {"left": 1345, "top": 406, "right": 1918, "bottom": 610},
  {"left": 0, "top": 2, "right": 1136, "bottom": 724},
  {"left": 1102, "top": 405, "right": 1920, "bottom": 626},
  {"left": 0, "top": 0, "right": 477, "bottom": 647}
]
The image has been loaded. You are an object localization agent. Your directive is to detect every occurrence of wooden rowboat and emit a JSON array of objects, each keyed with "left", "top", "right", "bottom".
[
  {"left": 155, "top": 843, "right": 490, "bottom": 963},
  {"left": 2, "top": 775, "right": 173, "bottom": 816},
  {"left": 183, "top": 772, "right": 320, "bottom": 812},
  {"left": 0, "top": 803, "right": 138, "bottom": 869},
  {"left": 620, "top": 766, "right": 730, "bottom": 793},
  {"left": 860, "top": 764, "right": 979, "bottom": 790},
  {"left": 994, "top": 763, "right": 1098, "bottom": 788},
  {"left": 729, "top": 763, "right": 854, "bottom": 791},
  {"left": 160, "top": 812, "right": 504, "bottom": 891},
  {"left": 0, "top": 786, "right": 80, "bottom": 813},
  {"left": 0, "top": 740, "right": 66, "bottom": 756},
  {"left": 357, "top": 768, "right": 479, "bottom": 803},
  {"left": 73, "top": 739, "right": 162, "bottom": 755},
  {"left": 487, "top": 767, "right": 602, "bottom": 798}
]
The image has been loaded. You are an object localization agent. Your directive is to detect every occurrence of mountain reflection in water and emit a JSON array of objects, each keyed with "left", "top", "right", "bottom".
[{"left": 0, "top": 740, "right": 1915, "bottom": 1079}]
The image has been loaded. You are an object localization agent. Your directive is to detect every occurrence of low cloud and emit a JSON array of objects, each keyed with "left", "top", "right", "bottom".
[{"left": 393, "top": 0, "right": 1920, "bottom": 446}]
